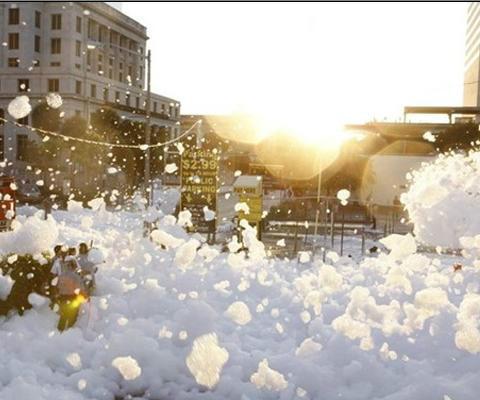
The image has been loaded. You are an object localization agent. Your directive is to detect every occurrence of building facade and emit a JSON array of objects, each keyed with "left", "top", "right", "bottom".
[
  {"left": 0, "top": 1, "right": 180, "bottom": 191},
  {"left": 464, "top": 2, "right": 480, "bottom": 106}
]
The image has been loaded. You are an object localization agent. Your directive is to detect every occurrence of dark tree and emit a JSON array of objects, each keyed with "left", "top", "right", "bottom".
[{"left": 31, "top": 103, "right": 61, "bottom": 132}]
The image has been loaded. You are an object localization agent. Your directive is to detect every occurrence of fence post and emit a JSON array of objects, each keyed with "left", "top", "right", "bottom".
[
  {"left": 303, "top": 201, "right": 309, "bottom": 248},
  {"left": 293, "top": 221, "right": 299, "bottom": 257},
  {"left": 323, "top": 199, "right": 328, "bottom": 247},
  {"left": 361, "top": 226, "right": 365, "bottom": 255},
  {"left": 330, "top": 208, "right": 335, "bottom": 249},
  {"left": 340, "top": 207, "right": 345, "bottom": 257}
]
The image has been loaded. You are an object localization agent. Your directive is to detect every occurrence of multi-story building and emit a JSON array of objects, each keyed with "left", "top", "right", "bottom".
[
  {"left": 464, "top": 2, "right": 480, "bottom": 106},
  {"left": 0, "top": 1, "right": 180, "bottom": 190}
]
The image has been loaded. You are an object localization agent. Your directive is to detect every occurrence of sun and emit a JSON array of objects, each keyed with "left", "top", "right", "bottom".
[{"left": 252, "top": 106, "right": 349, "bottom": 150}]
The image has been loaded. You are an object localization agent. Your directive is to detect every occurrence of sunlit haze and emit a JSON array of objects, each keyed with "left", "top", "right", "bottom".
[{"left": 123, "top": 2, "right": 467, "bottom": 132}]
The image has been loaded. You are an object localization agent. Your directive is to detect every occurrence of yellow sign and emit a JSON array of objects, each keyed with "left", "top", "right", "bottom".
[
  {"left": 234, "top": 175, "right": 263, "bottom": 223},
  {"left": 234, "top": 186, "right": 258, "bottom": 195},
  {"left": 180, "top": 146, "right": 219, "bottom": 233},
  {"left": 238, "top": 194, "right": 263, "bottom": 223}
]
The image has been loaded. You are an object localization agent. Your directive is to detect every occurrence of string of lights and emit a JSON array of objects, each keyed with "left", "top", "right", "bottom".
[{"left": 0, "top": 116, "right": 201, "bottom": 150}]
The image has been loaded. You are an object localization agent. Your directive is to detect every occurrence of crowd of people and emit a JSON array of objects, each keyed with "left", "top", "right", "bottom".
[{"left": 50, "top": 243, "right": 98, "bottom": 331}]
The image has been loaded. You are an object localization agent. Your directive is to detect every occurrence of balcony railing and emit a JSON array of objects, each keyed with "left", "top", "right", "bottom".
[{"left": 105, "top": 102, "right": 179, "bottom": 121}]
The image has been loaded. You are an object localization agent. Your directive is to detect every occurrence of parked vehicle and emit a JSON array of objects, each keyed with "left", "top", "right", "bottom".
[{"left": 16, "top": 182, "right": 43, "bottom": 204}]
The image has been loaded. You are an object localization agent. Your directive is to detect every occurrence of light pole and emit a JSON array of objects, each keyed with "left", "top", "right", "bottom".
[{"left": 144, "top": 50, "right": 152, "bottom": 207}]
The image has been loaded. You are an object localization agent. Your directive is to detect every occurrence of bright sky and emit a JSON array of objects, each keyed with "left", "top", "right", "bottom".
[{"left": 123, "top": 2, "right": 468, "bottom": 125}]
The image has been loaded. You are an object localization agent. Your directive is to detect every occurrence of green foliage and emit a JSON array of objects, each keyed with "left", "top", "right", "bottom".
[
  {"left": 31, "top": 103, "right": 61, "bottom": 132},
  {"left": 90, "top": 107, "right": 121, "bottom": 138},
  {"left": 62, "top": 116, "right": 107, "bottom": 169},
  {"left": 28, "top": 105, "right": 173, "bottom": 197},
  {"left": 434, "top": 123, "right": 480, "bottom": 152},
  {"left": 0, "top": 254, "right": 53, "bottom": 316}
]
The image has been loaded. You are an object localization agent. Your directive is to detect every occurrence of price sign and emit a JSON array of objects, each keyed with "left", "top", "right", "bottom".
[
  {"left": 233, "top": 176, "right": 263, "bottom": 231},
  {"left": 238, "top": 194, "right": 263, "bottom": 223},
  {"left": 180, "top": 147, "right": 219, "bottom": 233}
]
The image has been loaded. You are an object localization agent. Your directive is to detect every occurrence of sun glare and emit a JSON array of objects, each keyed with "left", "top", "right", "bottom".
[
  {"left": 243, "top": 104, "right": 355, "bottom": 180},
  {"left": 253, "top": 111, "right": 349, "bottom": 150}
]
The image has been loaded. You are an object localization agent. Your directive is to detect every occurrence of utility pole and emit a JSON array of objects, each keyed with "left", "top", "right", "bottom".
[
  {"left": 312, "top": 170, "right": 322, "bottom": 257},
  {"left": 144, "top": 49, "right": 152, "bottom": 207}
]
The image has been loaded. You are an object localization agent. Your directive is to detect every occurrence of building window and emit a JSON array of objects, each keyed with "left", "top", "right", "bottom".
[
  {"left": 8, "top": 33, "right": 19, "bottom": 50},
  {"left": 34, "top": 35, "right": 41, "bottom": 52},
  {"left": 153, "top": 102, "right": 157, "bottom": 113},
  {"left": 50, "top": 61, "right": 61, "bottom": 67},
  {"left": 75, "top": 81, "right": 82, "bottom": 95},
  {"left": 99, "top": 26, "right": 106, "bottom": 43},
  {"left": 35, "top": 11, "right": 41, "bottom": 28},
  {"left": 119, "top": 62, "right": 123, "bottom": 70},
  {"left": 8, "top": 58, "right": 19, "bottom": 67},
  {"left": 0, "top": 135, "right": 4, "bottom": 160},
  {"left": 139, "top": 66, "right": 143, "bottom": 80},
  {"left": 8, "top": 8, "right": 19, "bottom": 25},
  {"left": 109, "top": 58, "right": 114, "bottom": 67},
  {"left": 75, "top": 40, "right": 81, "bottom": 57},
  {"left": 136, "top": 97, "right": 140, "bottom": 109},
  {"left": 118, "top": 72, "right": 123, "bottom": 82},
  {"left": 51, "top": 38, "right": 61, "bottom": 54},
  {"left": 86, "top": 50, "right": 92, "bottom": 66},
  {"left": 16, "top": 134, "right": 28, "bottom": 161},
  {"left": 18, "top": 79, "right": 29, "bottom": 92},
  {"left": 125, "top": 93, "right": 130, "bottom": 107},
  {"left": 76, "top": 16, "right": 82, "bottom": 33},
  {"left": 48, "top": 79, "right": 59, "bottom": 92},
  {"left": 108, "top": 70, "right": 113, "bottom": 79},
  {"left": 103, "top": 88, "right": 109, "bottom": 102},
  {"left": 88, "top": 19, "right": 95, "bottom": 40},
  {"left": 51, "top": 14, "right": 62, "bottom": 30},
  {"left": 33, "top": 59, "right": 40, "bottom": 67},
  {"left": 90, "top": 84, "right": 96, "bottom": 98},
  {"left": 75, "top": 63, "right": 81, "bottom": 70},
  {"left": 115, "top": 91, "right": 120, "bottom": 103}
]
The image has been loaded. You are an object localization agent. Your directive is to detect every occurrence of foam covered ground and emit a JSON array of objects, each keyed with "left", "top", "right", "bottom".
[{"left": 0, "top": 200, "right": 479, "bottom": 399}]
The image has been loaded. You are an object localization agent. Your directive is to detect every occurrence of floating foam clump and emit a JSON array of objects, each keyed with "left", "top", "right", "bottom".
[
  {"left": 186, "top": 333, "right": 229, "bottom": 389},
  {"left": 8, "top": 95, "right": 31, "bottom": 119},
  {"left": 250, "top": 359, "right": 288, "bottom": 392},
  {"left": 112, "top": 356, "right": 141, "bottom": 381},
  {"left": 225, "top": 301, "right": 252, "bottom": 325}
]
